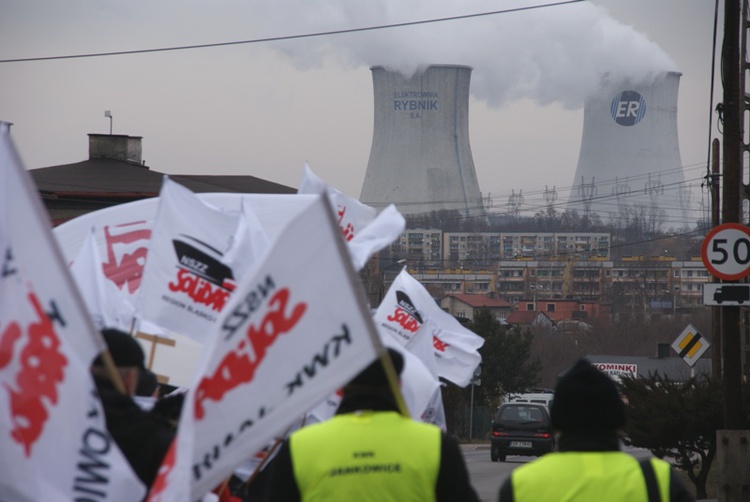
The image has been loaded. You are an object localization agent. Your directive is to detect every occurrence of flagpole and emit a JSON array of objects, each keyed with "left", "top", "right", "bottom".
[
  {"left": 239, "top": 422, "right": 300, "bottom": 494},
  {"left": 100, "top": 349, "right": 128, "bottom": 395},
  {"left": 319, "top": 192, "right": 410, "bottom": 417}
]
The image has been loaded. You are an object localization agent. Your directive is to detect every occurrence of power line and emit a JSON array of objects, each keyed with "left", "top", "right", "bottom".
[{"left": 0, "top": 0, "right": 586, "bottom": 64}]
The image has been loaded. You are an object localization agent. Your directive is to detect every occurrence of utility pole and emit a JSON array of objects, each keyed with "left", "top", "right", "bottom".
[
  {"left": 715, "top": 2, "right": 750, "bottom": 500},
  {"left": 721, "top": 0, "right": 743, "bottom": 431}
]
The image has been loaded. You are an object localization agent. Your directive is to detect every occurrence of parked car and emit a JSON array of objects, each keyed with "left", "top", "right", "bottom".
[
  {"left": 505, "top": 391, "right": 554, "bottom": 409},
  {"left": 490, "top": 402, "right": 555, "bottom": 462}
]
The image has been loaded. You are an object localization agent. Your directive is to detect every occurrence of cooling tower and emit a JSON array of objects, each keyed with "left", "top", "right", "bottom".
[
  {"left": 360, "top": 65, "right": 484, "bottom": 218},
  {"left": 567, "top": 71, "right": 690, "bottom": 228}
]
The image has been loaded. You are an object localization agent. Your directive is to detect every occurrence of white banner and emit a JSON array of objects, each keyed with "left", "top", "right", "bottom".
[
  {"left": 53, "top": 193, "right": 322, "bottom": 308},
  {"left": 146, "top": 193, "right": 382, "bottom": 501},
  {"left": 0, "top": 123, "right": 145, "bottom": 501},
  {"left": 375, "top": 269, "right": 484, "bottom": 387}
]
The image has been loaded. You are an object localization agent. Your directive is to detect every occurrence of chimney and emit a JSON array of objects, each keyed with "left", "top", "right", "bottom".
[
  {"left": 360, "top": 65, "right": 485, "bottom": 218},
  {"left": 88, "top": 133, "right": 144, "bottom": 165},
  {"left": 567, "top": 72, "right": 688, "bottom": 224}
]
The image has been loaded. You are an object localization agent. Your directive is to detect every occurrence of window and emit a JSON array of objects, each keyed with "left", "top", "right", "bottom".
[
  {"left": 526, "top": 303, "right": 534, "bottom": 311},
  {"left": 546, "top": 304, "right": 555, "bottom": 312}
]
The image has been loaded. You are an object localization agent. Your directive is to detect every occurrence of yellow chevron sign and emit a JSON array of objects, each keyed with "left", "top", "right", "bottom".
[{"left": 671, "top": 324, "right": 710, "bottom": 367}]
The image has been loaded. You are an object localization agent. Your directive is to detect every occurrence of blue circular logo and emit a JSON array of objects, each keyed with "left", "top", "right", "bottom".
[{"left": 610, "top": 91, "right": 646, "bottom": 126}]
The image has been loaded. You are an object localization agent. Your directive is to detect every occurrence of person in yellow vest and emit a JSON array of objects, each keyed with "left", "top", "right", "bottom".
[
  {"left": 497, "top": 358, "right": 694, "bottom": 502},
  {"left": 259, "top": 348, "right": 480, "bottom": 502}
]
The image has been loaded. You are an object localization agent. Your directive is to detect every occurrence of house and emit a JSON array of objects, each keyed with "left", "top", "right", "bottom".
[
  {"left": 517, "top": 297, "right": 610, "bottom": 323},
  {"left": 29, "top": 133, "right": 295, "bottom": 225},
  {"left": 440, "top": 293, "right": 513, "bottom": 322},
  {"left": 505, "top": 310, "right": 555, "bottom": 329}
]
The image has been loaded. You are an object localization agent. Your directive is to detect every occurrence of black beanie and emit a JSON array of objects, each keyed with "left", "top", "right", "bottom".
[
  {"left": 93, "top": 329, "right": 145, "bottom": 368},
  {"left": 349, "top": 348, "right": 404, "bottom": 387},
  {"left": 550, "top": 359, "right": 626, "bottom": 433}
]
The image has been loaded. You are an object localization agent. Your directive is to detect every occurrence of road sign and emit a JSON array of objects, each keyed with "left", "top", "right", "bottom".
[
  {"left": 703, "top": 283, "right": 750, "bottom": 305},
  {"left": 701, "top": 223, "right": 750, "bottom": 280},
  {"left": 672, "top": 324, "right": 710, "bottom": 368}
]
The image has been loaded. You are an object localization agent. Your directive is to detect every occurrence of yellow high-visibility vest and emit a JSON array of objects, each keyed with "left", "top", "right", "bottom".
[
  {"left": 290, "top": 411, "right": 441, "bottom": 502},
  {"left": 512, "top": 451, "right": 671, "bottom": 502}
]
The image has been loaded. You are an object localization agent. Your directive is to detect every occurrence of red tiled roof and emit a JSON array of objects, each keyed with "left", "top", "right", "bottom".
[
  {"left": 506, "top": 310, "right": 547, "bottom": 324},
  {"left": 444, "top": 294, "right": 513, "bottom": 308}
]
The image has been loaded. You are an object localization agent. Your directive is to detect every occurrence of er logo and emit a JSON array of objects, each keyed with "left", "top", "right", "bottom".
[{"left": 610, "top": 90, "right": 646, "bottom": 126}]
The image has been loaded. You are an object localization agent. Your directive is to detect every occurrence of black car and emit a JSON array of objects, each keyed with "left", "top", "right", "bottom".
[{"left": 490, "top": 403, "right": 555, "bottom": 462}]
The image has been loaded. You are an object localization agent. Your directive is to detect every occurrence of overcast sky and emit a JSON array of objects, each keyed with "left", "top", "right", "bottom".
[{"left": 0, "top": 0, "right": 720, "bottom": 226}]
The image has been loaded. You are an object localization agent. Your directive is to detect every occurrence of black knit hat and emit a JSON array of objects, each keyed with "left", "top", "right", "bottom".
[
  {"left": 550, "top": 359, "right": 626, "bottom": 433},
  {"left": 93, "top": 329, "right": 145, "bottom": 368},
  {"left": 349, "top": 348, "right": 404, "bottom": 387}
]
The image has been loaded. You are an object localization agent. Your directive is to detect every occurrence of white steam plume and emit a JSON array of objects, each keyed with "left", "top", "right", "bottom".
[{"left": 252, "top": 0, "right": 677, "bottom": 109}]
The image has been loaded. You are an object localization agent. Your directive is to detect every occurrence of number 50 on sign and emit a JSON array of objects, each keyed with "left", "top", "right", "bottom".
[{"left": 701, "top": 223, "right": 750, "bottom": 280}]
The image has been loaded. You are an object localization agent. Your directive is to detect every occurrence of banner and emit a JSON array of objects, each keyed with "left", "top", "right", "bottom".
[
  {"left": 375, "top": 269, "right": 484, "bottom": 387},
  {"left": 0, "top": 123, "right": 145, "bottom": 501},
  {"left": 135, "top": 178, "right": 271, "bottom": 342},
  {"left": 147, "top": 193, "right": 382, "bottom": 500},
  {"left": 53, "top": 193, "right": 321, "bottom": 308}
]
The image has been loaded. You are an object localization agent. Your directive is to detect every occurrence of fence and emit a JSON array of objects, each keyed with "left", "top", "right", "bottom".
[{"left": 447, "top": 405, "right": 494, "bottom": 441}]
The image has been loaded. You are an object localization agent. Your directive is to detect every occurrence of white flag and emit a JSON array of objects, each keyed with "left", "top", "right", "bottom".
[
  {"left": 298, "top": 163, "right": 405, "bottom": 270},
  {"left": 379, "top": 334, "right": 441, "bottom": 423},
  {"left": 0, "top": 123, "right": 145, "bottom": 501},
  {"left": 146, "top": 193, "right": 382, "bottom": 501},
  {"left": 375, "top": 269, "right": 484, "bottom": 387},
  {"left": 70, "top": 226, "right": 136, "bottom": 332},
  {"left": 135, "top": 177, "right": 250, "bottom": 342}
]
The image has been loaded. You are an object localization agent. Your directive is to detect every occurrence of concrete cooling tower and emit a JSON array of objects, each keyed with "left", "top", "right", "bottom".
[
  {"left": 567, "top": 71, "right": 690, "bottom": 228},
  {"left": 359, "top": 65, "right": 485, "bottom": 218}
]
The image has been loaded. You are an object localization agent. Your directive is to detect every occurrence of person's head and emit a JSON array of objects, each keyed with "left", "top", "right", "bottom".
[
  {"left": 92, "top": 328, "right": 146, "bottom": 395},
  {"left": 550, "top": 358, "right": 626, "bottom": 435},
  {"left": 136, "top": 368, "right": 160, "bottom": 397},
  {"left": 345, "top": 348, "right": 404, "bottom": 391}
]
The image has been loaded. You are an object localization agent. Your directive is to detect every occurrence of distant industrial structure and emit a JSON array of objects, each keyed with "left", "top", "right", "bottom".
[
  {"left": 360, "top": 65, "right": 485, "bottom": 219},
  {"left": 567, "top": 71, "right": 690, "bottom": 229}
]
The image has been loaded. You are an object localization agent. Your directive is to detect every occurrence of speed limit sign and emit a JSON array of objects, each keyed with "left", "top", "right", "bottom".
[{"left": 702, "top": 223, "right": 750, "bottom": 280}]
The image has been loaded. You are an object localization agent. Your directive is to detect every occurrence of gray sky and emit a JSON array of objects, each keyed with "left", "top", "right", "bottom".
[{"left": 0, "top": 0, "right": 719, "bottom": 226}]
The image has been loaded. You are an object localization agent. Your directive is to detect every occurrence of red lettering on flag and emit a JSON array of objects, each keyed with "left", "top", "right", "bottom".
[
  {"left": 433, "top": 336, "right": 450, "bottom": 352},
  {"left": 386, "top": 307, "right": 420, "bottom": 333},
  {"left": 146, "top": 440, "right": 176, "bottom": 501},
  {"left": 168, "top": 269, "right": 231, "bottom": 311},
  {"left": 337, "top": 205, "right": 355, "bottom": 242},
  {"left": 0, "top": 292, "right": 68, "bottom": 456},
  {"left": 193, "top": 288, "right": 306, "bottom": 419},
  {"left": 101, "top": 222, "right": 151, "bottom": 294}
]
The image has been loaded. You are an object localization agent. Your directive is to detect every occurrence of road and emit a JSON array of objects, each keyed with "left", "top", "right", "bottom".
[{"left": 462, "top": 444, "right": 654, "bottom": 502}]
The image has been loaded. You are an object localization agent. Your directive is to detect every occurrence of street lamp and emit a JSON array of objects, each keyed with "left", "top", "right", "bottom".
[{"left": 380, "top": 258, "right": 407, "bottom": 303}]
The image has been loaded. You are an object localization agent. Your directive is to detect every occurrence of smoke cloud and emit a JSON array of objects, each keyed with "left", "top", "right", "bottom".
[{"left": 253, "top": 0, "right": 677, "bottom": 110}]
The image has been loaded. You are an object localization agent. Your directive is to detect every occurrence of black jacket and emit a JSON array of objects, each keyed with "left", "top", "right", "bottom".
[{"left": 95, "top": 378, "right": 177, "bottom": 490}]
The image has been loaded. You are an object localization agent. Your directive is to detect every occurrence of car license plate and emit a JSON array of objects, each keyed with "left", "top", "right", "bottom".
[{"left": 510, "top": 441, "right": 532, "bottom": 448}]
